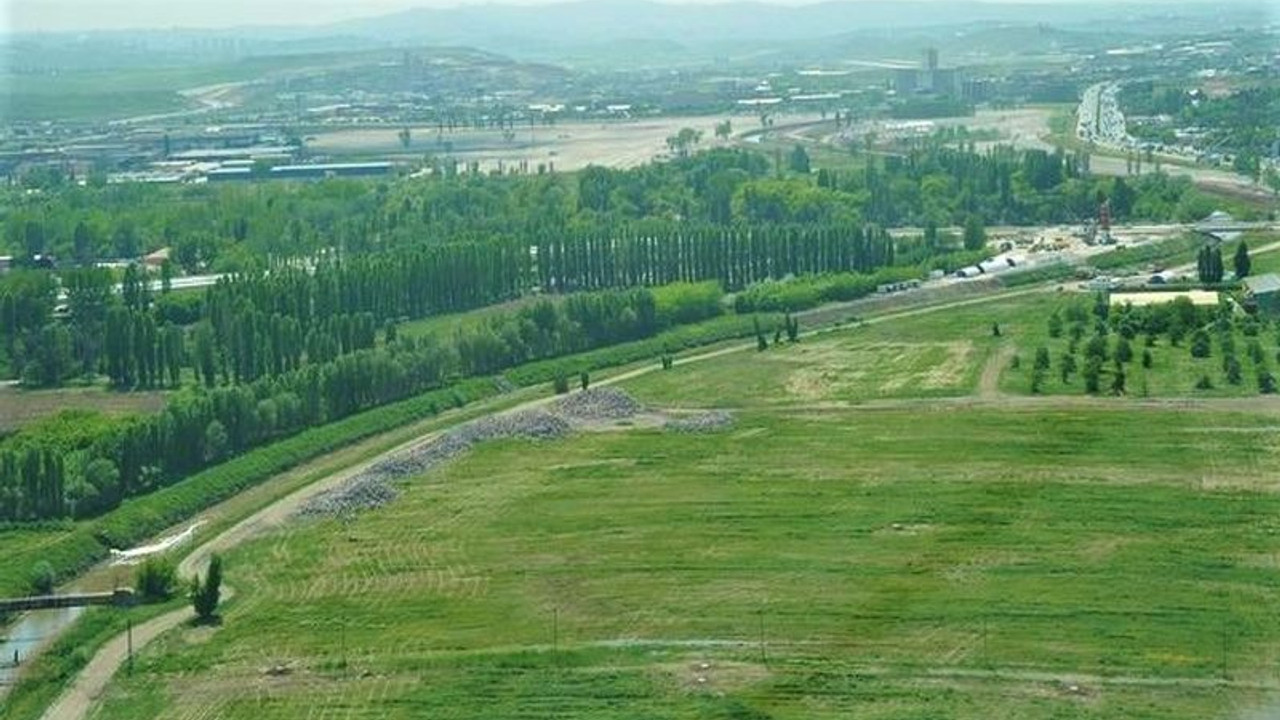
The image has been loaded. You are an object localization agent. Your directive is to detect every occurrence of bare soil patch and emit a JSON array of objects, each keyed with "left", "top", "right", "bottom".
[{"left": 0, "top": 385, "right": 167, "bottom": 433}]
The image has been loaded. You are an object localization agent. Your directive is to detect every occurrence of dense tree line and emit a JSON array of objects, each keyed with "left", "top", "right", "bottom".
[
  {"left": 1121, "top": 82, "right": 1279, "bottom": 178},
  {"left": 533, "top": 222, "right": 894, "bottom": 293},
  {"left": 3, "top": 143, "right": 1235, "bottom": 277},
  {"left": 3, "top": 135, "right": 1245, "bottom": 388},
  {"left": 1, "top": 220, "right": 897, "bottom": 387},
  {"left": 0, "top": 141, "right": 1248, "bottom": 516},
  {"left": 0, "top": 283, "right": 724, "bottom": 521}
]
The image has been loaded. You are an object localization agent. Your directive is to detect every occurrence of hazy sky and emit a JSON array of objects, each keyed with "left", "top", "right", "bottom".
[{"left": 1, "top": 0, "right": 1265, "bottom": 33}]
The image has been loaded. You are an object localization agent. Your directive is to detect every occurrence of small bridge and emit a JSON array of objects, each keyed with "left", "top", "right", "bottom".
[{"left": 0, "top": 589, "right": 135, "bottom": 614}]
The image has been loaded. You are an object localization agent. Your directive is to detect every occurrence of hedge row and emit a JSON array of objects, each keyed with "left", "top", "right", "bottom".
[
  {"left": 998, "top": 263, "right": 1076, "bottom": 288},
  {"left": 732, "top": 267, "right": 920, "bottom": 314}
]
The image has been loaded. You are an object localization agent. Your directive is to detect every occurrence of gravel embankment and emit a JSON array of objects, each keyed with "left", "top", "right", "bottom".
[
  {"left": 300, "top": 388, "right": 669, "bottom": 518},
  {"left": 552, "top": 387, "right": 644, "bottom": 421},
  {"left": 299, "top": 408, "right": 573, "bottom": 517}
]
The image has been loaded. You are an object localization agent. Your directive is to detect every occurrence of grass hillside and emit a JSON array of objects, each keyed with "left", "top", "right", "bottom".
[{"left": 84, "top": 289, "right": 1280, "bottom": 719}]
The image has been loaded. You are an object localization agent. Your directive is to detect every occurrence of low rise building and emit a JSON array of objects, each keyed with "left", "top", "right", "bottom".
[{"left": 1244, "top": 274, "right": 1280, "bottom": 315}]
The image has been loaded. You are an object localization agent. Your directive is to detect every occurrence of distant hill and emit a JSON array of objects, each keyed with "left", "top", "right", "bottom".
[
  {"left": 326, "top": 0, "right": 1270, "bottom": 55},
  {"left": 1, "top": 0, "right": 1270, "bottom": 72}
]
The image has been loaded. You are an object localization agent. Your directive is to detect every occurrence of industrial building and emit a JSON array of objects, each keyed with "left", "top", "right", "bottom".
[
  {"left": 270, "top": 163, "right": 393, "bottom": 180},
  {"left": 894, "top": 48, "right": 960, "bottom": 96},
  {"left": 1244, "top": 274, "right": 1280, "bottom": 316},
  {"left": 207, "top": 162, "right": 394, "bottom": 182}
]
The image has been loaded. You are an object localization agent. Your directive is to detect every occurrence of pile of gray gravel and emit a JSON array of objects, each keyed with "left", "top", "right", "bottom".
[
  {"left": 298, "top": 408, "right": 572, "bottom": 518},
  {"left": 552, "top": 387, "right": 644, "bottom": 421},
  {"left": 298, "top": 478, "right": 399, "bottom": 519},
  {"left": 665, "top": 410, "right": 735, "bottom": 434}
]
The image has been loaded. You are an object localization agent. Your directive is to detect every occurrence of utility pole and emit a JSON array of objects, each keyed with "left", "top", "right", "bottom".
[{"left": 127, "top": 617, "right": 134, "bottom": 676}]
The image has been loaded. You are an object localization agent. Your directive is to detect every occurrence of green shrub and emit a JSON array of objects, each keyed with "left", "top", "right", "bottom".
[
  {"left": 1033, "top": 347, "right": 1051, "bottom": 371},
  {"left": 1190, "top": 330, "right": 1211, "bottom": 358},
  {"left": 553, "top": 372, "right": 571, "bottom": 394},
  {"left": 1259, "top": 371, "right": 1277, "bottom": 394},
  {"left": 30, "top": 561, "right": 55, "bottom": 595},
  {"left": 134, "top": 557, "right": 177, "bottom": 602},
  {"left": 652, "top": 281, "right": 725, "bottom": 327},
  {"left": 733, "top": 267, "right": 919, "bottom": 314}
]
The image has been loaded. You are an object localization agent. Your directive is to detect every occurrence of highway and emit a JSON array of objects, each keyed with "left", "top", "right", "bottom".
[{"left": 1074, "top": 81, "right": 1275, "bottom": 202}]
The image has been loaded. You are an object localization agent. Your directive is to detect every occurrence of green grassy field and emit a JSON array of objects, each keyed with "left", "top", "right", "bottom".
[
  {"left": 81, "top": 290, "right": 1280, "bottom": 719},
  {"left": 396, "top": 297, "right": 541, "bottom": 342},
  {"left": 88, "top": 406, "right": 1280, "bottom": 719},
  {"left": 1243, "top": 234, "right": 1280, "bottom": 276}
]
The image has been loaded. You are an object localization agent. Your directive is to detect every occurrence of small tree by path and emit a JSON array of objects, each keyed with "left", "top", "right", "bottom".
[{"left": 191, "top": 554, "right": 223, "bottom": 624}]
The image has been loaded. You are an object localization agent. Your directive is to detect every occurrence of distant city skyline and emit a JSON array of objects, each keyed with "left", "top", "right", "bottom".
[{"left": 5, "top": 0, "right": 1272, "bottom": 34}]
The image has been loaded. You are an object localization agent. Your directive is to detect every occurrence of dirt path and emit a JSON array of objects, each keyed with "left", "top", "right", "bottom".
[
  {"left": 38, "top": 610, "right": 184, "bottom": 720},
  {"left": 977, "top": 345, "right": 1015, "bottom": 400}
]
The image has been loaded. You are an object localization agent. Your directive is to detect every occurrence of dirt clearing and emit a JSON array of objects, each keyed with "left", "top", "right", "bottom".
[
  {"left": 308, "top": 114, "right": 822, "bottom": 171},
  {"left": 0, "top": 385, "right": 167, "bottom": 433}
]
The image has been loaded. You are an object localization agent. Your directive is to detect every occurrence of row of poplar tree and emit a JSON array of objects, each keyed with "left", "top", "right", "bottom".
[{"left": 2, "top": 221, "right": 897, "bottom": 391}]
